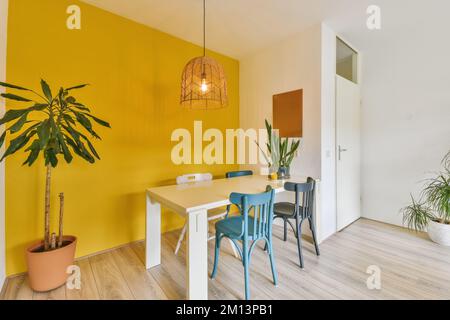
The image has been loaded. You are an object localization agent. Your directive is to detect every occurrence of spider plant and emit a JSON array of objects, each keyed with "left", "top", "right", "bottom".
[{"left": 401, "top": 151, "right": 450, "bottom": 231}]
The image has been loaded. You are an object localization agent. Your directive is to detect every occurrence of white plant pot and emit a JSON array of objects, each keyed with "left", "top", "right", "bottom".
[{"left": 427, "top": 219, "right": 450, "bottom": 246}]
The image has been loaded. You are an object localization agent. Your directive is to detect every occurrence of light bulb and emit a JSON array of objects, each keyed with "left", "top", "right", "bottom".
[{"left": 200, "top": 78, "right": 208, "bottom": 93}]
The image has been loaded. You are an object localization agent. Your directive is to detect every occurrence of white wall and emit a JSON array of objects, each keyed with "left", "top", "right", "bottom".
[
  {"left": 360, "top": 9, "right": 450, "bottom": 226},
  {"left": 239, "top": 24, "right": 337, "bottom": 241},
  {"left": 0, "top": 0, "right": 8, "bottom": 290},
  {"left": 240, "top": 24, "right": 322, "bottom": 178}
]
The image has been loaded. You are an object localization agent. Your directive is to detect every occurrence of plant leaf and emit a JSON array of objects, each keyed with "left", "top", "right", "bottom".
[
  {"left": 40, "top": 79, "right": 52, "bottom": 102},
  {"left": 1, "top": 130, "right": 36, "bottom": 161},
  {"left": 62, "top": 124, "right": 81, "bottom": 143},
  {"left": 284, "top": 140, "right": 300, "bottom": 159},
  {"left": 85, "top": 139, "right": 100, "bottom": 160},
  {"left": 265, "top": 119, "right": 271, "bottom": 135},
  {"left": 265, "top": 119, "right": 272, "bottom": 148},
  {"left": 255, "top": 141, "right": 271, "bottom": 166},
  {"left": 57, "top": 133, "right": 73, "bottom": 163},
  {"left": 0, "top": 103, "right": 48, "bottom": 126},
  {"left": 23, "top": 140, "right": 41, "bottom": 166},
  {"left": 0, "top": 81, "right": 31, "bottom": 91},
  {"left": 74, "top": 112, "right": 91, "bottom": 129},
  {"left": 0, "top": 131, "right": 5, "bottom": 149},
  {"left": 37, "top": 119, "right": 51, "bottom": 148},
  {"left": 83, "top": 113, "right": 111, "bottom": 128},
  {"left": 63, "top": 114, "right": 75, "bottom": 125},
  {"left": 64, "top": 136, "right": 81, "bottom": 155},
  {"left": 69, "top": 103, "right": 91, "bottom": 112},
  {"left": 31, "top": 103, "right": 49, "bottom": 111},
  {"left": 66, "top": 84, "right": 89, "bottom": 91},
  {"left": 66, "top": 96, "right": 76, "bottom": 104},
  {"left": 0, "top": 109, "right": 29, "bottom": 125},
  {"left": 44, "top": 148, "right": 58, "bottom": 167},
  {"left": 62, "top": 124, "right": 100, "bottom": 160},
  {"left": 401, "top": 194, "right": 436, "bottom": 231},
  {"left": 9, "top": 114, "right": 29, "bottom": 134},
  {"left": 65, "top": 135, "right": 95, "bottom": 163},
  {"left": 58, "top": 88, "right": 67, "bottom": 109},
  {"left": 1, "top": 93, "right": 32, "bottom": 102},
  {"left": 73, "top": 111, "right": 100, "bottom": 139}
]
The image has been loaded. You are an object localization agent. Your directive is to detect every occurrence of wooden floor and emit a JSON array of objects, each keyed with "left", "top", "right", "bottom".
[{"left": 2, "top": 218, "right": 450, "bottom": 300}]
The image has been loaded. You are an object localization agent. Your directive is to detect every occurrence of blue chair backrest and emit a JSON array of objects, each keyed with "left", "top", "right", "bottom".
[
  {"left": 284, "top": 177, "right": 315, "bottom": 219},
  {"left": 226, "top": 170, "right": 253, "bottom": 178},
  {"left": 229, "top": 186, "right": 275, "bottom": 240}
]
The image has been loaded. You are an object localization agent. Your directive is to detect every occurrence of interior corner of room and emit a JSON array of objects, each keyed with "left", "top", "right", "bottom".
[
  {"left": 0, "top": 0, "right": 9, "bottom": 292},
  {"left": 0, "top": 0, "right": 449, "bottom": 301}
]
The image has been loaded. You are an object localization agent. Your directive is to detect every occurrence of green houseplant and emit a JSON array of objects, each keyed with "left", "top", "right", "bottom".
[
  {"left": 401, "top": 151, "right": 450, "bottom": 246},
  {"left": 257, "top": 119, "right": 300, "bottom": 179},
  {"left": 0, "top": 80, "right": 110, "bottom": 291}
]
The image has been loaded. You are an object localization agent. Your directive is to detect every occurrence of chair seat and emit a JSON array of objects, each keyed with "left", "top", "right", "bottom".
[
  {"left": 215, "top": 216, "right": 256, "bottom": 240},
  {"left": 274, "top": 202, "right": 302, "bottom": 217}
]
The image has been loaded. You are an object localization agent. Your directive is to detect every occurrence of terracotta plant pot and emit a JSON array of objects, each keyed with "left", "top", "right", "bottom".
[{"left": 26, "top": 235, "right": 77, "bottom": 292}]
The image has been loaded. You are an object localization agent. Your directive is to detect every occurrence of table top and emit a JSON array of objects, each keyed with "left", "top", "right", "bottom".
[{"left": 147, "top": 175, "right": 311, "bottom": 214}]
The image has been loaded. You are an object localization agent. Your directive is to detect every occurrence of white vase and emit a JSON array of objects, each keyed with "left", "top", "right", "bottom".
[{"left": 427, "top": 219, "right": 450, "bottom": 246}]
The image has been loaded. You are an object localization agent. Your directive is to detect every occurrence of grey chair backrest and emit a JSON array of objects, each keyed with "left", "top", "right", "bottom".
[
  {"left": 284, "top": 177, "right": 315, "bottom": 219},
  {"left": 226, "top": 170, "right": 253, "bottom": 178}
]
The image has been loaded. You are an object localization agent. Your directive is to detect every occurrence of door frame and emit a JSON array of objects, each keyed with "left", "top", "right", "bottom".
[{"left": 335, "top": 35, "right": 362, "bottom": 232}]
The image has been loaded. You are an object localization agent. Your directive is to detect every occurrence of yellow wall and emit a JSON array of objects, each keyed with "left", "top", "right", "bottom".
[{"left": 5, "top": 0, "right": 239, "bottom": 275}]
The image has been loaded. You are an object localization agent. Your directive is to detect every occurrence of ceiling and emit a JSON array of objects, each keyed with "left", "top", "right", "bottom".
[{"left": 82, "top": 0, "right": 450, "bottom": 59}]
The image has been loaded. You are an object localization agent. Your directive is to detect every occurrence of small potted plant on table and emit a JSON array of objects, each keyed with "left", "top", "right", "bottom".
[
  {"left": 401, "top": 151, "right": 450, "bottom": 246},
  {"left": 257, "top": 119, "right": 300, "bottom": 179},
  {"left": 0, "top": 80, "right": 110, "bottom": 291}
]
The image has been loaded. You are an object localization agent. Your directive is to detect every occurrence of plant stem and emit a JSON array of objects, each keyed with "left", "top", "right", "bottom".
[
  {"left": 44, "top": 164, "right": 51, "bottom": 251},
  {"left": 58, "top": 193, "right": 64, "bottom": 248},
  {"left": 51, "top": 233, "right": 56, "bottom": 250}
]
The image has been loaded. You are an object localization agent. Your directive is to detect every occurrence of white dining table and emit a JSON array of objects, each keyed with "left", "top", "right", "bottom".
[{"left": 145, "top": 174, "right": 317, "bottom": 300}]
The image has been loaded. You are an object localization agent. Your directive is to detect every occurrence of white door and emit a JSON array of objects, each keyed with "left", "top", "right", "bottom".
[{"left": 336, "top": 75, "right": 361, "bottom": 231}]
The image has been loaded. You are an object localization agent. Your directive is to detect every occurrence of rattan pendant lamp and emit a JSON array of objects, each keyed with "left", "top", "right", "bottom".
[{"left": 180, "top": 0, "right": 228, "bottom": 109}]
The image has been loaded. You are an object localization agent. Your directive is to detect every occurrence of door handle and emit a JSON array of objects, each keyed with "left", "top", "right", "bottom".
[{"left": 338, "top": 145, "right": 348, "bottom": 160}]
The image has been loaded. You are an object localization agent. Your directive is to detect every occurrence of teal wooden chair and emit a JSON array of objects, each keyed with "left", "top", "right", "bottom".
[{"left": 211, "top": 186, "right": 278, "bottom": 300}]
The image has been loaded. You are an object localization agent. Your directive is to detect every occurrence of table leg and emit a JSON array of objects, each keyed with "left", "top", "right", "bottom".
[
  {"left": 186, "top": 209, "right": 208, "bottom": 300},
  {"left": 146, "top": 191, "right": 161, "bottom": 269}
]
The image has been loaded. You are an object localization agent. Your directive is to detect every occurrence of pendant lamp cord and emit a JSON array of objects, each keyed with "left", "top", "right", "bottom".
[{"left": 203, "top": 0, "right": 206, "bottom": 57}]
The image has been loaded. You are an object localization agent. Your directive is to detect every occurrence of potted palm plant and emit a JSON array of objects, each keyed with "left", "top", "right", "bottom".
[
  {"left": 0, "top": 80, "right": 110, "bottom": 291},
  {"left": 401, "top": 151, "right": 450, "bottom": 246},
  {"left": 257, "top": 119, "right": 300, "bottom": 179}
]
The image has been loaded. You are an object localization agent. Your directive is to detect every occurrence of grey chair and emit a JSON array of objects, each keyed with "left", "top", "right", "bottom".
[
  {"left": 225, "top": 170, "right": 253, "bottom": 178},
  {"left": 273, "top": 177, "right": 320, "bottom": 268}
]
